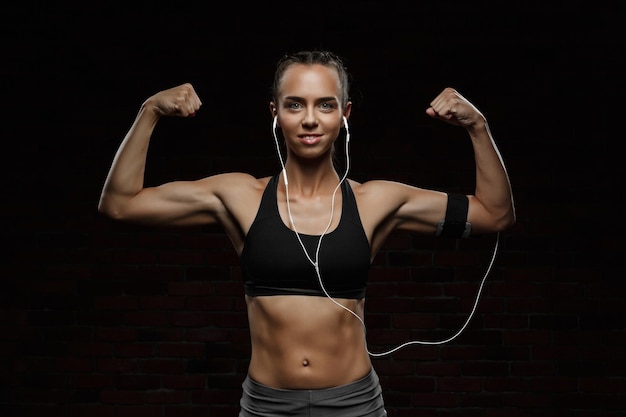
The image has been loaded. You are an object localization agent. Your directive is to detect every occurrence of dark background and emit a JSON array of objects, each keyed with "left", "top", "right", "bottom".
[{"left": 2, "top": 2, "right": 624, "bottom": 416}]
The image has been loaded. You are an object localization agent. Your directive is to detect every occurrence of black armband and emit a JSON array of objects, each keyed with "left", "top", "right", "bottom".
[{"left": 435, "top": 193, "right": 471, "bottom": 238}]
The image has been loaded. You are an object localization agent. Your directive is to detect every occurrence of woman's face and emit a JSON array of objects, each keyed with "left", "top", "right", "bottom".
[{"left": 272, "top": 63, "right": 351, "bottom": 160}]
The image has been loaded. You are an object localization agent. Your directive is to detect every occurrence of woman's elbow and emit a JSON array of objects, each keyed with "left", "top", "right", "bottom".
[
  {"left": 494, "top": 208, "right": 516, "bottom": 232},
  {"left": 97, "top": 195, "right": 126, "bottom": 221}
]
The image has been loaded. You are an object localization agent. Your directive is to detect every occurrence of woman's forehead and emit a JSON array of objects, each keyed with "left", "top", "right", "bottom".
[{"left": 278, "top": 64, "right": 341, "bottom": 99}]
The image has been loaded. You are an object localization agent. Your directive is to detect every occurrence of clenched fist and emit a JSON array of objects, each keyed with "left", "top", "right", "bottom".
[
  {"left": 143, "top": 83, "right": 202, "bottom": 118},
  {"left": 426, "top": 87, "right": 485, "bottom": 129}
]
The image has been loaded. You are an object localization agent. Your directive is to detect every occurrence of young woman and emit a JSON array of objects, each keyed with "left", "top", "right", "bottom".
[{"left": 98, "top": 50, "right": 515, "bottom": 416}]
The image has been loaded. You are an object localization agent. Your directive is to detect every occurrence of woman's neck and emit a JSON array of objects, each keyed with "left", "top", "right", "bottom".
[{"left": 282, "top": 159, "right": 340, "bottom": 197}]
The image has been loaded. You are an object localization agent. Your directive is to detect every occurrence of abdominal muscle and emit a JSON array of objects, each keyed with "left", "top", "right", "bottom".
[{"left": 245, "top": 294, "right": 372, "bottom": 389}]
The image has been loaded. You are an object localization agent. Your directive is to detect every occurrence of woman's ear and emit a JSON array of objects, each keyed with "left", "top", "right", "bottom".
[
  {"left": 343, "top": 101, "right": 352, "bottom": 121},
  {"left": 270, "top": 102, "right": 278, "bottom": 117}
]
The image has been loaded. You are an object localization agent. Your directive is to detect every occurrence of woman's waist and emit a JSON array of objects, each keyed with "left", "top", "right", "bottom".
[
  {"left": 246, "top": 294, "right": 370, "bottom": 388},
  {"left": 248, "top": 345, "right": 372, "bottom": 389}
]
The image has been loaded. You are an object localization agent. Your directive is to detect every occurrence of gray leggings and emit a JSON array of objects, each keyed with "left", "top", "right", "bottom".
[{"left": 238, "top": 368, "right": 387, "bottom": 417}]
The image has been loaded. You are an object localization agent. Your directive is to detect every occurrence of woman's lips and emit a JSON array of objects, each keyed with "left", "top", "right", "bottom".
[{"left": 298, "top": 134, "right": 322, "bottom": 145}]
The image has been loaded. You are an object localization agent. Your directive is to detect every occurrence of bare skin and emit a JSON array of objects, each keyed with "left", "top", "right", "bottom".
[{"left": 98, "top": 63, "right": 515, "bottom": 389}]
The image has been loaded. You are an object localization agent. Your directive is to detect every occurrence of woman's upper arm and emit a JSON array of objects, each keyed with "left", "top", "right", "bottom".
[
  {"left": 360, "top": 179, "right": 511, "bottom": 244},
  {"left": 396, "top": 188, "right": 511, "bottom": 236},
  {"left": 100, "top": 173, "right": 250, "bottom": 227}
]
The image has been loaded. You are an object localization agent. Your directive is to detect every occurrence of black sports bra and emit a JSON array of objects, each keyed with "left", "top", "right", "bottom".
[{"left": 241, "top": 174, "right": 371, "bottom": 299}]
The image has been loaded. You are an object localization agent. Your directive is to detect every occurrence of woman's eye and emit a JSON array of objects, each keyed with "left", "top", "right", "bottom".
[{"left": 288, "top": 103, "right": 301, "bottom": 110}]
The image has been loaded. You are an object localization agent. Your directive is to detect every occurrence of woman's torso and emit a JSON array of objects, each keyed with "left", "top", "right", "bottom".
[{"left": 239, "top": 173, "right": 374, "bottom": 389}]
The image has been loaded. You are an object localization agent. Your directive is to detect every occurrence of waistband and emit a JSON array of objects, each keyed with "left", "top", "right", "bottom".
[{"left": 243, "top": 368, "right": 380, "bottom": 402}]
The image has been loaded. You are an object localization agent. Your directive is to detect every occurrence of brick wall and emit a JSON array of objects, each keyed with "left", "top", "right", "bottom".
[{"left": 2, "top": 3, "right": 623, "bottom": 417}]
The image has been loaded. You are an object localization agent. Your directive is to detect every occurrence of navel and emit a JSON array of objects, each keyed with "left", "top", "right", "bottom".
[{"left": 302, "top": 358, "right": 310, "bottom": 367}]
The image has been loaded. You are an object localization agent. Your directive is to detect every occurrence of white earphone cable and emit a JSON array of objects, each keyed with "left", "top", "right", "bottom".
[{"left": 271, "top": 116, "right": 498, "bottom": 357}]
